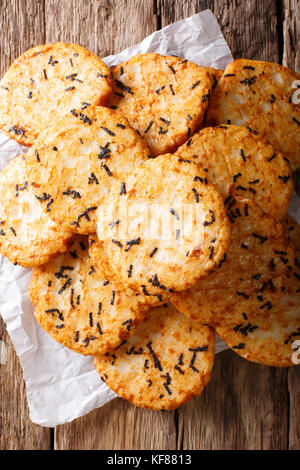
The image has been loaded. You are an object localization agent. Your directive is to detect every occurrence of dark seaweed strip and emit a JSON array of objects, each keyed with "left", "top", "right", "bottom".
[
  {"left": 98, "top": 143, "right": 111, "bottom": 159},
  {"left": 237, "top": 291, "right": 249, "bottom": 299},
  {"left": 62, "top": 189, "right": 81, "bottom": 199},
  {"left": 27, "top": 91, "right": 32, "bottom": 99},
  {"left": 243, "top": 65, "right": 255, "bottom": 70},
  {"left": 203, "top": 209, "right": 215, "bottom": 226},
  {"left": 192, "top": 188, "right": 199, "bottom": 203},
  {"left": 9, "top": 125, "right": 26, "bottom": 137},
  {"left": 159, "top": 127, "right": 168, "bottom": 134},
  {"left": 110, "top": 290, "right": 115, "bottom": 305},
  {"left": 76, "top": 206, "right": 98, "bottom": 224},
  {"left": 224, "top": 73, "right": 235, "bottom": 77},
  {"left": 69, "top": 250, "right": 78, "bottom": 259},
  {"left": 81, "top": 102, "right": 90, "bottom": 110},
  {"left": 102, "top": 163, "right": 113, "bottom": 176},
  {"left": 97, "top": 303, "right": 102, "bottom": 314},
  {"left": 292, "top": 117, "right": 300, "bottom": 126},
  {"left": 58, "top": 278, "right": 71, "bottom": 295},
  {"left": 268, "top": 153, "right": 276, "bottom": 162},
  {"left": 141, "top": 285, "right": 150, "bottom": 296},
  {"left": 233, "top": 173, "right": 242, "bottom": 182},
  {"left": 119, "top": 182, "right": 126, "bottom": 195},
  {"left": 155, "top": 85, "right": 165, "bottom": 94},
  {"left": 169, "top": 84, "right": 175, "bottom": 95},
  {"left": 163, "top": 373, "right": 172, "bottom": 395},
  {"left": 88, "top": 266, "right": 95, "bottom": 275},
  {"left": 112, "top": 239, "right": 123, "bottom": 248},
  {"left": 146, "top": 341, "right": 162, "bottom": 371},
  {"left": 247, "top": 126, "right": 258, "bottom": 135},
  {"left": 252, "top": 233, "right": 268, "bottom": 244},
  {"left": 278, "top": 175, "right": 290, "bottom": 183},
  {"left": 240, "top": 76, "right": 257, "bottom": 85},
  {"left": 168, "top": 64, "right": 176, "bottom": 74},
  {"left": 144, "top": 121, "right": 154, "bottom": 133},
  {"left": 43, "top": 69, "right": 47, "bottom": 80},
  {"left": 193, "top": 175, "right": 208, "bottom": 184},
  {"left": 149, "top": 247, "right": 158, "bottom": 258},
  {"left": 97, "top": 72, "right": 107, "bottom": 78},
  {"left": 65, "top": 86, "right": 75, "bottom": 91},
  {"left": 159, "top": 117, "right": 170, "bottom": 126},
  {"left": 240, "top": 149, "right": 247, "bottom": 162},
  {"left": 259, "top": 301, "right": 273, "bottom": 310},
  {"left": 115, "top": 79, "right": 133, "bottom": 95},
  {"left": 233, "top": 343, "right": 245, "bottom": 349},
  {"left": 109, "top": 219, "right": 120, "bottom": 229},
  {"left": 96, "top": 322, "right": 103, "bottom": 335},
  {"left": 190, "top": 80, "right": 200, "bottom": 89},
  {"left": 89, "top": 312, "right": 93, "bottom": 327},
  {"left": 178, "top": 353, "right": 184, "bottom": 365},
  {"left": 88, "top": 172, "right": 99, "bottom": 184},
  {"left": 116, "top": 123, "right": 125, "bottom": 129},
  {"left": 55, "top": 266, "right": 74, "bottom": 279},
  {"left": 125, "top": 237, "right": 140, "bottom": 251},
  {"left": 170, "top": 208, "right": 180, "bottom": 220},
  {"left": 127, "top": 264, "right": 133, "bottom": 277},
  {"left": 174, "top": 365, "right": 184, "bottom": 375},
  {"left": 100, "top": 126, "right": 115, "bottom": 136}
]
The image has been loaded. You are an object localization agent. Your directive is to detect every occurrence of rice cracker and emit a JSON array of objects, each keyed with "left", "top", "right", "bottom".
[
  {"left": 25, "top": 106, "right": 151, "bottom": 234},
  {"left": 94, "top": 303, "right": 215, "bottom": 410},
  {"left": 29, "top": 236, "right": 149, "bottom": 355},
  {"left": 206, "top": 59, "right": 300, "bottom": 170},
  {"left": 0, "top": 155, "right": 73, "bottom": 267},
  {"left": 107, "top": 53, "right": 215, "bottom": 156},
  {"left": 96, "top": 154, "right": 230, "bottom": 295},
  {"left": 0, "top": 42, "right": 113, "bottom": 146}
]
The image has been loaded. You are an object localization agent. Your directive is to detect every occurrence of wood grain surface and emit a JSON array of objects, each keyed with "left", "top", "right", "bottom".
[{"left": 0, "top": 0, "right": 299, "bottom": 450}]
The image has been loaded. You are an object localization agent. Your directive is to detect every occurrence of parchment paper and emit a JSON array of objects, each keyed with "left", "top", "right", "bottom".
[{"left": 1, "top": 9, "right": 294, "bottom": 427}]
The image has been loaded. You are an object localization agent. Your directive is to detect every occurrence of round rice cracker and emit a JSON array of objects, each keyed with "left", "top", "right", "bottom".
[
  {"left": 106, "top": 53, "right": 215, "bottom": 156},
  {"left": 173, "top": 125, "right": 293, "bottom": 220},
  {"left": 0, "top": 155, "right": 73, "bottom": 267},
  {"left": 25, "top": 106, "right": 151, "bottom": 234},
  {"left": 171, "top": 197, "right": 294, "bottom": 327},
  {"left": 94, "top": 303, "right": 215, "bottom": 410},
  {"left": 206, "top": 59, "right": 300, "bottom": 170},
  {"left": 96, "top": 154, "right": 231, "bottom": 295},
  {"left": 216, "top": 279, "right": 300, "bottom": 368},
  {"left": 0, "top": 42, "right": 113, "bottom": 146},
  {"left": 29, "top": 236, "right": 150, "bottom": 355}
]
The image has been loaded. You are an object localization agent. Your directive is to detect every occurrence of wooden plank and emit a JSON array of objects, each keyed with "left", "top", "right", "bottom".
[
  {"left": 283, "top": 0, "right": 300, "bottom": 450},
  {"left": 45, "top": 0, "right": 158, "bottom": 57},
  {"left": 159, "top": 0, "right": 280, "bottom": 62},
  {"left": 0, "top": 317, "right": 51, "bottom": 450},
  {"left": 55, "top": 398, "right": 177, "bottom": 450},
  {"left": 177, "top": 351, "right": 289, "bottom": 450},
  {"left": 0, "top": 0, "right": 50, "bottom": 451},
  {"left": 282, "top": 0, "right": 300, "bottom": 72},
  {"left": 288, "top": 367, "right": 300, "bottom": 450},
  {"left": 0, "top": 0, "right": 45, "bottom": 77}
]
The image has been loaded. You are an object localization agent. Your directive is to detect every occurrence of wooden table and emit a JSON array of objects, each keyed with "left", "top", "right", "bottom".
[{"left": 0, "top": 0, "right": 299, "bottom": 451}]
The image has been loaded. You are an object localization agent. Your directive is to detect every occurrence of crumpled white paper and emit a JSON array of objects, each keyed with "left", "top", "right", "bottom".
[{"left": 1, "top": 9, "right": 296, "bottom": 428}]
